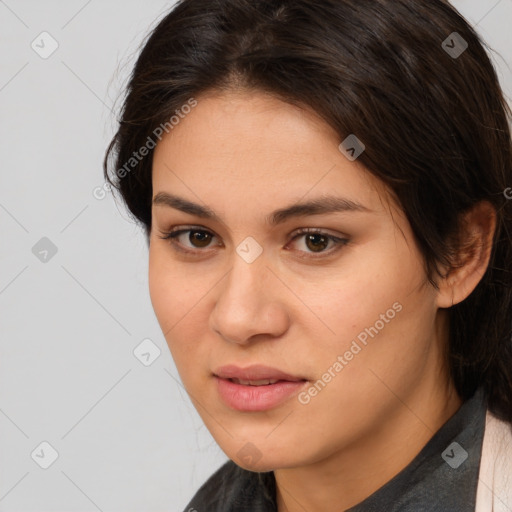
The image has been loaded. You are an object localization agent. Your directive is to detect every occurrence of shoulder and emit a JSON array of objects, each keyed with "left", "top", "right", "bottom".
[
  {"left": 182, "top": 459, "right": 276, "bottom": 512},
  {"left": 475, "top": 409, "right": 512, "bottom": 512}
]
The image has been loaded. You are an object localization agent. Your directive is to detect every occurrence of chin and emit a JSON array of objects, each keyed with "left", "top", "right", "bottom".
[{"left": 225, "top": 442, "right": 304, "bottom": 472}]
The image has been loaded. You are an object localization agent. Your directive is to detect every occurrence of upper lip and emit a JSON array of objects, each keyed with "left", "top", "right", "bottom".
[{"left": 214, "top": 364, "right": 306, "bottom": 382}]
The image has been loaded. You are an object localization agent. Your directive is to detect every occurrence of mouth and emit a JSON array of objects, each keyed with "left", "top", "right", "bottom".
[
  {"left": 213, "top": 364, "right": 308, "bottom": 411},
  {"left": 228, "top": 378, "right": 284, "bottom": 386},
  {"left": 213, "top": 363, "right": 307, "bottom": 382}
]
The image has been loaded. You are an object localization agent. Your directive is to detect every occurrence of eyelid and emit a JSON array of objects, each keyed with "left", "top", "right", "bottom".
[
  {"left": 286, "top": 227, "right": 349, "bottom": 258},
  {"left": 157, "top": 225, "right": 349, "bottom": 257},
  {"left": 158, "top": 225, "right": 222, "bottom": 255}
]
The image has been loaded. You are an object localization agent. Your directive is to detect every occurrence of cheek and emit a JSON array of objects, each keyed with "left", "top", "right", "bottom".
[
  {"left": 148, "top": 245, "right": 216, "bottom": 369},
  {"left": 300, "top": 244, "right": 433, "bottom": 374},
  {"left": 148, "top": 249, "right": 179, "bottom": 329},
  {"left": 148, "top": 246, "right": 199, "bottom": 342},
  {"left": 291, "top": 258, "right": 408, "bottom": 346}
]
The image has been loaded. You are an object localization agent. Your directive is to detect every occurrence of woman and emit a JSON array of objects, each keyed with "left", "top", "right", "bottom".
[{"left": 104, "top": 0, "right": 512, "bottom": 510}]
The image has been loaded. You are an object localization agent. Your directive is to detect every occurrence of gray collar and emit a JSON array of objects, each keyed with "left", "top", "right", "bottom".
[
  {"left": 346, "top": 386, "right": 487, "bottom": 511},
  {"left": 184, "top": 387, "right": 487, "bottom": 512}
]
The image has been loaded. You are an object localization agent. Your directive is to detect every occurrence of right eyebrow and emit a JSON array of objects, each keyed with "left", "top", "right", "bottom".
[{"left": 152, "top": 191, "right": 372, "bottom": 226}]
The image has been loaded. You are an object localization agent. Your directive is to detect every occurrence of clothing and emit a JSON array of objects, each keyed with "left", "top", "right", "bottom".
[
  {"left": 183, "top": 388, "right": 512, "bottom": 511},
  {"left": 475, "top": 408, "right": 512, "bottom": 511}
]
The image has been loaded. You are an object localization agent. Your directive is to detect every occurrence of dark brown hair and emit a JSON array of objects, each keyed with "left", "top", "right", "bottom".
[{"left": 104, "top": 0, "right": 512, "bottom": 423}]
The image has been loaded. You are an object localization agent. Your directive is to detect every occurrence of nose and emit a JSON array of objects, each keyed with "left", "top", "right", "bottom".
[{"left": 209, "top": 255, "right": 290, "bottom": 345}]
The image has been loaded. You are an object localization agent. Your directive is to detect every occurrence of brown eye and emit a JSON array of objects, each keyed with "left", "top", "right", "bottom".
[
  {"left": 305, "top": 233, "right": 329, "bottom": 252},
  {"left": 288, "top": 228, "right": 349, "bottom": 257},
  {"left": 189, "top": 230, "right": 212, "bottom": 248},
  {"left": 158, "top": 227, "right": 218, "bottom": 253},
  {"left": 159, "top": 226, "right": 348, "bottom": 258}
]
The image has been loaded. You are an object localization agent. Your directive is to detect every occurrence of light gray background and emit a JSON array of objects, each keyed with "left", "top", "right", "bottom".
[{"left": 1, "top": 1, "right": 511, "bottom": 511}]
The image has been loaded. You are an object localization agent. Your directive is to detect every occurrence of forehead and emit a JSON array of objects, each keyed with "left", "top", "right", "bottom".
[{"left": 151, "top": 91, "right": 391, "bottom": 216}]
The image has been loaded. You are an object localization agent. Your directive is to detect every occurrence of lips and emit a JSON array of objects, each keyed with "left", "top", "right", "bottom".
[
  {"left": 213, "top": 364, "right": 307, "bottom": 383},
  {"left": 213, "top": 364, "right": 308, "bottom": 411}
]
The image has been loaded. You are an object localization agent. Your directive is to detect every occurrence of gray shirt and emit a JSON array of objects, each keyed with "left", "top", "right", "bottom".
[{"left": 183, "top": 387, "right": 487, "bottom": 511}]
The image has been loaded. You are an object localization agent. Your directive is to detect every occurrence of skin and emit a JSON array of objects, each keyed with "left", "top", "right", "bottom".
[{"left": 148, "top": 90, "right": 496, "bottom": 511}]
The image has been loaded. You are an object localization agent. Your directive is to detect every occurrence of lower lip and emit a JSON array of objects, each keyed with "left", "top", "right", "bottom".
[{"left": 215, "top": 376, "right": 307, "bottom": 412}]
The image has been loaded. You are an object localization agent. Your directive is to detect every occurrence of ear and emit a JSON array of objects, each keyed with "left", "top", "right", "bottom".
[{"left": 436, "top": 201, "right": 496, "bottom": 308}]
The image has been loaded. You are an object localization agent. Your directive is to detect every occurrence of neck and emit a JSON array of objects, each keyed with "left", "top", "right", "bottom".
[{"left": 274, "top": 368, "right": 462, "bottom": 511}]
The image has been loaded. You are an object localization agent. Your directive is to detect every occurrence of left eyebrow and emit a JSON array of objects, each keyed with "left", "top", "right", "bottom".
[
  {"left": 268, "top": 195, "right": 372, "bottom": 225},
  {"left": 152, "top": 192, "right": 371, "bottom": 226}
]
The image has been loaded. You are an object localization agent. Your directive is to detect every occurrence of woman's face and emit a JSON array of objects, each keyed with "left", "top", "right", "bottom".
[{"left": 149, "top": 90, "right": 445, "bottom": 471}]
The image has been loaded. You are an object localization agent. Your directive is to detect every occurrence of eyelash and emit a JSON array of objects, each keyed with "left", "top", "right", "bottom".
[{"left": 157, "top": 226, "right": 349, "bottom": 258}]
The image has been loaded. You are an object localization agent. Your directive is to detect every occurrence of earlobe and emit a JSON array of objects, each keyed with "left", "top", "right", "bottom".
[{"left": 435, "top": 201, "right": 496, "bottom": 309}]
